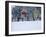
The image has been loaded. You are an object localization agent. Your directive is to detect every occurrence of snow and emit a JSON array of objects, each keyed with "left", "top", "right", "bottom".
[{"left": 11, "top": 21, "right": 41, "bottom": 32}]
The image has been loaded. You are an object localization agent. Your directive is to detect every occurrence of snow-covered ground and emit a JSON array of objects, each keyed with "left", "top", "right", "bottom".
[{"left": 11, "top": 21, "right": 41, "bottom": 32}]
